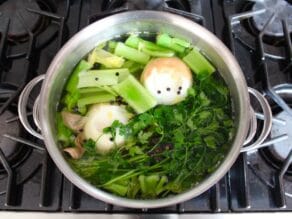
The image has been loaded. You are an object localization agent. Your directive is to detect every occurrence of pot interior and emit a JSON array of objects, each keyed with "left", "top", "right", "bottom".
[{"left": 40, "top": 11, "right": 249, "bottom": 208}]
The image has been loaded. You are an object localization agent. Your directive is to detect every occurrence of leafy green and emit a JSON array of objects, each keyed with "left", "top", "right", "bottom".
[
  {"left": 60, "top": 34, "right": 234, "bottom": 200},
  {"left": 66, "top": 73, "right": 234, "bottom": 199}
]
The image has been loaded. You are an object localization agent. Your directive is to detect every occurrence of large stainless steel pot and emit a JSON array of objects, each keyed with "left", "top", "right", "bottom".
[{"left": 17, "top": 11, "right": 272, "bottom": 208}]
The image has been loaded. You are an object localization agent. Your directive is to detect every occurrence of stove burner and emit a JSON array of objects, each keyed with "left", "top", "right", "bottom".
[
  {"left": 269, "top": 111, "right": 292, "bottom": 161},
  {"left": 102, "top": 0, "right": 190, "bottom": 12},
  {"left": 0, "top": 108, "right": 30, "bottom": 173},
  {"left": 251, "top": 0, "right": 292, "bottom": 37},
  {"left": 224, "top": 1, "right": 291, "bottom": 59},
  {"left": 259, "top": 84, "right": 292, "bottom": 174},
  {"left": 0, "top": 0, "right": 42, "bottom": 42}
]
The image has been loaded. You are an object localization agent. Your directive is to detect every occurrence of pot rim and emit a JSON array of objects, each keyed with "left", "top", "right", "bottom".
[{"left": 40, "top": 10, "right": 250, "bottom": 208}]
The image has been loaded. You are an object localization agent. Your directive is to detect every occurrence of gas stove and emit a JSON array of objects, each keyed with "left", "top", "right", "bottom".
[{"left": 0, "top": 0, "right": 291, "bottom": 216}]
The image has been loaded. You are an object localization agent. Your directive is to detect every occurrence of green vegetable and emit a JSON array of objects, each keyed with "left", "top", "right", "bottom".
[
  {"left": 122, "top": 61, "right": 143, "bottom": 75},
  {"left": 88, "top": 48, "right": 125, "bottom": 68},
  {"left": 59, "top": 34, "right": 234, "bottom": 200},
  {"left": 77, "top": 92, "right": 116, "bottom": 108},
  {"left": 66, "top": 60, "right": 93, "bottom": 93},
  {"left": 183, "top": 48, "right": 215, "bottom": 80},
  {"left": 113, "top": 75, "right": 157, "bottom": 114},
  {"left": 56, "top": 113, "right": 73, "bottom": 145},
  {"left": 77, "top": 69, "right": 130, "bottom": 88},
  {"left": 108, "top": 41, "right": 118, "bottom": 53},
  {"left": 114, "top": 42, "right": 150, "bottom": 64},
  {"left": 125, "top": 35, "right": 175, "bottom": 57},
  {"left": 156, "top": 34, "right": 188, "bottom": 53}
]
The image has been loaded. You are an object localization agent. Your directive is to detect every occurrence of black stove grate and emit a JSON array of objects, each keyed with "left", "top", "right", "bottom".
[
  {"left": 215, "top": 0, "right": 292, "bottom": 211},
  {"left": 0, "top": 0, "right": 291, "bottom": 214}
]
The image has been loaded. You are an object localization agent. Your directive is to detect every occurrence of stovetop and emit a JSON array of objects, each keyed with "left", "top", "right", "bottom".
[{"left": 0, "top": 0, "right": 291, "bottom": 214}]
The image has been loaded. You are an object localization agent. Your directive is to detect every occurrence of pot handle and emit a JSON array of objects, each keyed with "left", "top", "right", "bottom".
[
  {"left": 241, "top": 87, "right": 272, "bottom": 153},
  {"left": 18, "top": 75, "right": 45, "bottom": 140}
]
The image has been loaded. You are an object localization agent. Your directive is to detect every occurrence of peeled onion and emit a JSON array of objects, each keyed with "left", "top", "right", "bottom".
[{"left": 141, "top": 57, "right": 193, "bottom": 105}]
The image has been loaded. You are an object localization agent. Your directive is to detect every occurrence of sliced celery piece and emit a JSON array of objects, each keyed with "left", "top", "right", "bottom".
[
  {"left": 108, "top": 41, "right": 118, "bottom": 53},
  {"left": 125, "top": 35, "right": 175, "bottom": 57},
  {"left": 125, "top": 35, "right": 140, "bottom": 48},
  {"left": 183, "top": 48, "right": 215, "bottom": 80},
  {"left": 172, "top": 37, "right": 191, "bottom": 48},
  {"left": 66, "top": 60, "right": 92, "bottom": 93},
  {"left": 77, "top": 69, "right": 129, "bottom": 88},
  {"left": 77, "top": 92, "right": 115, "bottom": 108},
  {"left": 88, "top": 68, "right": 130, "bottom": 82},
  {"left": 78, "top": 87, "right": 103, "bottom": 94},
  {"left": 113, "top": 75, "right": 157, "bottom": 114},
  {"left": 141, "top": 47, "right": 174, "bottom": 57},
  {"left": 114, "top": 42, "right": 150, "bottom": 64},
  {"left": 88, "top": 48, "right": 125, "bottom": 68},
  {"left": 156, "top": 34, "right": 186, "bottom": 53},
  {"left": 78, "top": 71, "right": 118, "bottom": 88},
  {"left": 122, "top": 61, "right": 143, "bottom": 74}
]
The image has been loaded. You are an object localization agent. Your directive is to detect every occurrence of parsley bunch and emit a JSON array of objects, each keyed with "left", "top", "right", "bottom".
[{"left": 69, "top": 75, "right": 234, "bottom": 199}]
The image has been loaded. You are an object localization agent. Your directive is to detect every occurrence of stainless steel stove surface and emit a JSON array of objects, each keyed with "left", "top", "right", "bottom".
[{"left": 0, "top": 0, "right": 292, "bottom": 217}]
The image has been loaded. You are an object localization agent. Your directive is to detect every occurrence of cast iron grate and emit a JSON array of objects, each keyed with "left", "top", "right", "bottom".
[
  {"left": 0, "top": 0, "right": 69, "bottom": 211},
  {"left": 221, "top": 0, "right": 292, "bottom": 211}
]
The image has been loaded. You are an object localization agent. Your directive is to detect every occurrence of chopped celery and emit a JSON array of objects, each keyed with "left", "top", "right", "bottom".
[
  {"left": 113, "top": 75, "right": 157, "bottom": 114},
  {"left": 56, "top": 113, "right": 73, "bottom": 144},
  {"left": 125, "top": 35, "right": 140, "bottom": 48},
  {"left": 156, "top": 34, "right": 188, "bottom": 53},
  {"left": 63, "top": 92, "right": 80, "bottom": 111},
  {"left": 79, "top": 86, "right": 118, "bottom": 96},
  {"left": 172, "top": 37, "right": 191, "bottom": 48},
  {"left": 78, "top": 87, "right": 103, "bottom": 94},
  {"left": 141, "top": 47, "right": 174, "bottom": 57},
  {"left": 104, "top": 183, "right": 128, "bottom": 197},
  {"left": 66, "top": 60, "right": 92, "bottom": 93},
  {"left": 108, "top": 41, "right": 118, "bottom": 53},
  {"left": 88, "top": 48, "right": 125, "bottom": 68},
  {"left": 77, "top": 68, "right": 129, "bottom": 88},
  {"left": 77, "top": 92, "right": 115, "bottom": 108},
  {"left": 114, "top": 42, "right": 150, "bottom": 64},
  {"left": 125, "top": 35, "right": 175, "bottom": 57},
  {"left": 183, "top": 48, "right": 215, "bottom": 80},
  {"left": 90, "top": 68, "right": 129, "bottom": 82},
  {"left": 122, "top": 61, "right": 143, "bottom": 74},
  {"left": 78, "top": 71, "right": 118, "bottom": 88}
]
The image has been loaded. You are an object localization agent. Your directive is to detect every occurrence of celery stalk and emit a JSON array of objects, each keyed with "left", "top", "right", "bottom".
[
  {"left": 114, "top": 42, "right": 150, "bottom": 64},
  {"left": 156, "top": 34, "right": 187, "bottom": 53},
  {"left": 141, "top": 47, "right": 174, "bottom": 57},
  {"left": 77, "top": 69, "right": 129, "bottom": 88},
  {"left": 113, "top": 75, "right": 157, "bottom": 114},
  {"left": 78, "top": 71, "right": 118, "bottom": 88},
  {"left": 108, "top": 41, "right": 118, "bottom": 53},
  {"left": 125, "top": 35, "right": 140, "bottom": 48},
  {"left": 77, "top": 92, "right": 115, "bottom": 108},
  {"left": 126, "top": 35, "right": 175, "bottom": 57},
  {"left": 183, "top": 48, "right": 215, "bottom": 80},
  {"left": 66, "top": 60, "right": 92, "bottom": 93},
  {"left": 78, "top": 87, "right": 103, "bottom": 94},
  {"left": 88, "top": 48, "right": 125, "bottom": 68},
  {"left": 122, "top": 61, "right": 143, "bottom": 74}
]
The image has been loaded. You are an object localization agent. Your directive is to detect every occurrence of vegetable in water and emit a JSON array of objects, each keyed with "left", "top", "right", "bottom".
[
  {"left": 140, "top": 57, "right": 193, "bottom": 105},
  {"left": 183, "top": 48, "right": 215, "bottom": 80},
  {"left": 156, "top": 33, "right": 189, "bottom": 53},
  {"left": 88, "top": 48, "right": 125, "bottom": 68},
  {"left": 125, "top": 35, "right": 175, "bottom": 57},
  {"left": 58, "top": 33, "right": 234, "bottom": 199},
  {"left": 83, "top": 103, "right": 131, "bottom": 154},
  {"left": 113, "top": 75, "right": 158, "bottom": 114},
  {"left": 114, "top": 42, "right": 150, "bottom": 64}
]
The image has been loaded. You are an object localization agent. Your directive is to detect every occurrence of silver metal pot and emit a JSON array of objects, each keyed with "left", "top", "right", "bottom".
[{"left": 17, "top": 11, "right": 272, "bottom": 208}]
